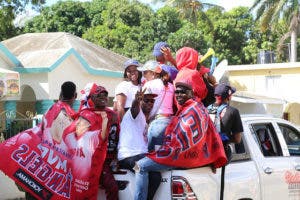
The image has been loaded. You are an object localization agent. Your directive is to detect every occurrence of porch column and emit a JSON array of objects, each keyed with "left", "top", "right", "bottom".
[{"left": 35, "top": 100, "right": 54, "bottom": 115}]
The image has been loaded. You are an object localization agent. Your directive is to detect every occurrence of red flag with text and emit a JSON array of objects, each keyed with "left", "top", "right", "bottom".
[
  {"left": 148, "top": 99, "right": 227, "bottom": 168},
  {"left": 0, "top": 102, "right": 107, "bottom": 200}
]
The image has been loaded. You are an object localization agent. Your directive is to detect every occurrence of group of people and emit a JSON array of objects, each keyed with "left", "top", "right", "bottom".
[
  {"left": 113, "top": 42, "right": 243, "bottom": 200},
  {"left": 24, "top": 41, "right": 243, "bottom": 200}
]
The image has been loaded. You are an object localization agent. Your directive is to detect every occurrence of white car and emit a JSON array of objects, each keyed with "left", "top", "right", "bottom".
[
  {"left": 2, "top": 115, "right": 300, "bottom": 200},
  {"left": 99, "top": 114, "right": 300, "bottom": 200}
]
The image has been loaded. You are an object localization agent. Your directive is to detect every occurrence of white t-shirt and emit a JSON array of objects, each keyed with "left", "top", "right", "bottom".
[
  {"left": 115, "top": 81, "right": 140, "bottom": 109},
  {"left": 143, "top": 79, "right": 174, "bottom": 117},
  {"left": 117, "top": 109, "right": 148, "bottom": 160}
]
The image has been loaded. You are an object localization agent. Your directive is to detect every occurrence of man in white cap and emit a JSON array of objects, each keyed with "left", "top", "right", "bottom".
[{"left": 117, "top": 88, "right": 161, "bottom": 200}]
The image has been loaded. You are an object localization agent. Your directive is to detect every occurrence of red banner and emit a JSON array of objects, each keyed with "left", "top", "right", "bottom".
[
  {"left": 0, "top": 102, "right": 107, "bottom": 200},
  {"left": 148, "top": 99, "right": 227, "bottom": 168}
]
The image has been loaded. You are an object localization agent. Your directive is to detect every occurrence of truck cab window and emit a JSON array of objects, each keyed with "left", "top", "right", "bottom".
[
  {"left": 278, "top": 123, "right": 300, "bottom": 156},
  {"left": 251, "top": 123, "right": 282, "bottom": 157}
]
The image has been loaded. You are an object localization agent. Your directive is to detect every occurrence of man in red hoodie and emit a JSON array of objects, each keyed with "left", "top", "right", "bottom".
[{"left": 174, "top": 47, "right": 208, "bottom": 103}]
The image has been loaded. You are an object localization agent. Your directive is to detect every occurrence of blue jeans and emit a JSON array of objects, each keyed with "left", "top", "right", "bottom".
[
  {"left": 147, "top": 117, "right": 171, "bottom": 151},
  {"left": 119, "top": 154, "right": 162, "bottom": 200},
  {"left": 134, "top": 157, "right": 173, "bottom": 200}
]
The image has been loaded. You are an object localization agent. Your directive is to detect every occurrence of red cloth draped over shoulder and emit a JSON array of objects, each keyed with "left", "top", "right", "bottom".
[
  {"left": 147, "top": 99, "right": 227, "bottom": 168},
  {"left": 42, "top": 101, "right": 76, "bottom": 128},
  {"left": 62, "top": 108, "right": 113, "bottom": 200}
]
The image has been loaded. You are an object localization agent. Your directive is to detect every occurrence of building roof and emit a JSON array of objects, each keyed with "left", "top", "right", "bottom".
[
  {"left": 233, "top": 91, "right": 286, "bottom": 104},
  {"left": 1, "top": 32, "right": 127, "bottom": 75},
  {"left": 226, "top": 62, "right": 300, "bottom": 71}
]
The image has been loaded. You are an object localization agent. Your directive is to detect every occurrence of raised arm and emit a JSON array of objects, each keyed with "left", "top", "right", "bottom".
[
  {"left": 130, "top": 88, "right": 146, "bottom": 119},
  {"left": 161, "top": 47, "right": 177, "bottom": 67}
]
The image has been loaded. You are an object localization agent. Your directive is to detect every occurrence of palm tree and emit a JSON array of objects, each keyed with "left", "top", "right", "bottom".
[
  {"left": 152, "top": 0, "right": 223, "bottom": 26},
  {"left": 250, "top": 0, "right": 300, "bottom": 62}
]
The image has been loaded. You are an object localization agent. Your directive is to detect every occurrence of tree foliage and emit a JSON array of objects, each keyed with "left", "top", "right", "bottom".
[
  {"left": 1, "top": 0, "right": 294, "bottom": 65},
  {"left": 0, "top": 0, "right": 44, "bottom": 40},
  {"left": 250, "top": 0, "right": 300, "bottom": 62},
  {"left": 23, "top": 1, "right": 90, "bottom": 36},
  {"left": 0, "top": 7, "right": 16, "bottom": 40}
]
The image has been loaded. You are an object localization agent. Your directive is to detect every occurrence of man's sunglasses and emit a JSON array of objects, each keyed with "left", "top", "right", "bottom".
[
  {"left": 175, "top": 89, "right": 190, "bottom": 95},
  {"left": 143, "top": 99, "right": 155, "bottom": 103}
]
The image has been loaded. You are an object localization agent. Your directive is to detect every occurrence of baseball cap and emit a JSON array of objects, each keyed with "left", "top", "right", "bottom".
[
  {"left": 214, "top": 83, "right": 236, "bottom": 99},
  {"left": 123, "top": 59, "right": 140, "bottom": 69},
  {"left": 160, "top": 64, "right": 178, "bottom": 81},
  {"left": 144, "top": 88, "right": 158, "bottom": 98},
  {"left": 93, "top": 85, "right": 108, "bottom": 95},
  {"left": 153, "top": 41, "right": 169, "bottom": 57},
  {"left": 137, "top": 60, "right": 161, "bottom": 72}
]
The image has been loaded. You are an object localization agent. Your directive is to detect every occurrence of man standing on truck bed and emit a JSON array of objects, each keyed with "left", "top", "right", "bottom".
[
  {"left": 208, "top": 83, "right": 243, "bottom": 200},
  {"left": 208, "top": 83, "right": 243, "bottom": 158}
]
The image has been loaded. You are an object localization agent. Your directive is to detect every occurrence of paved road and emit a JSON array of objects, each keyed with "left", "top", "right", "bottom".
[{"left": 0, "top": 171, "right": 25, "bottom": 200}]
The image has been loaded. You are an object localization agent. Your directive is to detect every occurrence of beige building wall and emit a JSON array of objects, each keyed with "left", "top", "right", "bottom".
[
  {"left": 284, "top": 103, "right": 300, "bottom": 126},
  {"left": 48, "top": 54, "right": 123, "bottom": 99},
  {"left": 18, "top": 73, "right": 49, "bottom": 100},
  {"left": 221, "top": 63, "right": 300, "bottom": 125},
  {"left": 229, "top": 67, "right": 300, "bottom": 102}
]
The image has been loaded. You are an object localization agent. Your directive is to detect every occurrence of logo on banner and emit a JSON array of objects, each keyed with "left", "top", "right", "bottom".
[{"left": 14, "top": 169, "right": 53, "bottom": 200}]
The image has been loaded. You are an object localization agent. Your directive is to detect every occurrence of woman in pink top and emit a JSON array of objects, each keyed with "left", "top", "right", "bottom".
[{"left": 138, "top": 60, "right": 178, "bottom": 151}]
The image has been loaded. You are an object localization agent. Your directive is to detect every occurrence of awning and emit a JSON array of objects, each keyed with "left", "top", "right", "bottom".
[
  {"left": 0, "top": 68, "right": 20, "bottom": 97},
  {"left": 232, "top": 91, "right": 286, "bottom": 105}
]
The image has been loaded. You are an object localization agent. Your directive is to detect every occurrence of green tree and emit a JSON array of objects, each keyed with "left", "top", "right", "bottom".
[
  {"left": 206, "top": 7, "right": 255, "bottom": 64},
  {"left": 0, "top": 0, "right": 44, "bottom": 13},
  {"left": 0, "top": 0, "right": 44, "bottom": 40},
  {"left": 251, "top": 0, "right": 300, "bottom": 62},
  {"left": 85, "top": 0, "right": 109, "bottom": 26},
  {"left": 83, "top": 0, "right": 157, "bottom": 62},
  {"left": 154, "top": 0, "right": 222, "bottom": 26},
  {"left": 167, "top": 21, "right": 207, "bottom": 53},
  {"left": 0, "top": 7, "right": 16, "bottom": 40},
  {"left": 153, "top": 6, "right": 182, "bottom": 42},
  {"left": 23, "top": 1, "right": 90, "bottom": 37}
]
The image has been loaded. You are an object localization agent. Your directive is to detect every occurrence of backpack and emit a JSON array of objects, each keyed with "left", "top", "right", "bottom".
[{"left": 208, "top": 103, "right": 232, "bottom": 161}]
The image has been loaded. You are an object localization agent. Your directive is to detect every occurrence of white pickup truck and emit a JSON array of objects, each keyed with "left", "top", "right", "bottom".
[
  {"left": 2, "top": 115, "right": 300, "bottom": 199},
  {"left": 98, "top": 114, "right": 300, "bottom": 200}
]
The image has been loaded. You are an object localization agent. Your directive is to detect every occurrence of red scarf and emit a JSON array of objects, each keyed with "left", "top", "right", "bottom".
[{"left": 148, "top": 99, "right": 227, "bottom": 168}]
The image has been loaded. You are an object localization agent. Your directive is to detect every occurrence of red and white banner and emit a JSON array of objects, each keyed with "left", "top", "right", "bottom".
[{"left": 0, "top": 102, "right": 107, "bottom": 200}]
